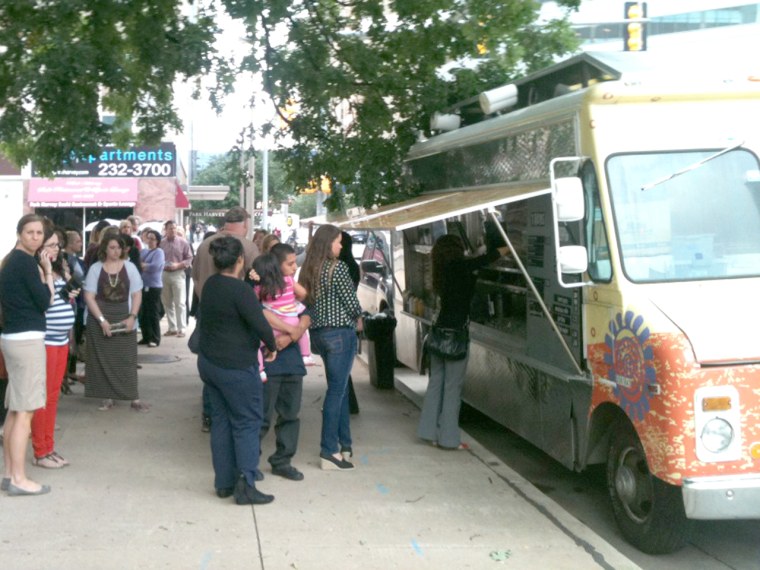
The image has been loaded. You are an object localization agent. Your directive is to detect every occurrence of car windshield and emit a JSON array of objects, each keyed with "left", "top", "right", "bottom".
[{"left": 606, "top": 148, "right": 760, "bottom": 282}]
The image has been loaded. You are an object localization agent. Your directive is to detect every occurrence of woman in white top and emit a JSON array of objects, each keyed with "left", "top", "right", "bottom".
[{"left": 83, "top": 234, "right": 145, "bottom": 412}]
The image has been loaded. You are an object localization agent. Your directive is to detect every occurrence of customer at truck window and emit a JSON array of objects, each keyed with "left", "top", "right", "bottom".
[
  {"left": 417, "top": 234, "right": 508, "bottom": 449},
  {"left": 298, "top": 224, "right": 363, "bottom": 470}
]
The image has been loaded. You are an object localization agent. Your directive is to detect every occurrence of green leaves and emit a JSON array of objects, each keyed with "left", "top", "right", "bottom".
[
  {"left": 228, "top": 0, "right": 580, "bottom": 210},
  {"left": 0, "top": 0, "right": 579, "bottom": 206},
  {"left": 0, "top": 0, "right": 218, "bottom": 175}
]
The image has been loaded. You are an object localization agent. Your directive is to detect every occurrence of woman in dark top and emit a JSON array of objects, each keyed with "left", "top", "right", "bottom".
[
  {"left": 138, "top": 229, "right": 165, "bottom": 347},
  {"left": 417, "top": 234, "right": 507, "bottom": 449},
  {"left": 83, "top": 220, "right": 111, "bottom": 271},
  {"left": 338, "top": 231, "right": 361, "bottom": 414},
  {"left": 0, "top": 214, "right": 55, "bottom": 496},
  {"left": 198, "top": 236, "right": 277, "bottom": 505},
  {"left": 299, "top": 225, "right": 363, "bottom": 470}
]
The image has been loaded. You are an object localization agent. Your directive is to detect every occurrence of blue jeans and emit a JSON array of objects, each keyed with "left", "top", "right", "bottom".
[
  {"left": 197, "top": 354, "right": 263, "bottom": 489},
  {"left": 311, "top": 327, "right": 357, "bottom": 456}
]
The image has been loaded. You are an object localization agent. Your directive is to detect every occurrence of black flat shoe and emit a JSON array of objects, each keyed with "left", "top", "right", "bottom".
[
  {"left": 271, "top": 465, "right": 304, "bottom": 481},
  {"left": 320, "top": 453, "right": 355, "bottom": 471},
  {"left": 216, "top": 487, "right": 233, "bottom": 498},
  {"left": 233, "top": 475, "right": 274, "bottom": 505}
]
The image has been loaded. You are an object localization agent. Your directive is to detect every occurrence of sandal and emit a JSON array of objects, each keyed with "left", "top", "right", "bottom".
[
  {"left": 131, "top": 400, "right": 151, "bottom": 413},
  {"left": 33, "top": 454, "right": 64, "bottom": 469},
  {"left": 51, "top": 451, "right": 70, "bottom": 467}
]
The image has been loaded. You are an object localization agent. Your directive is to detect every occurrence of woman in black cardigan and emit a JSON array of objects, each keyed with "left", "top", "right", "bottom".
[
  {"left": 0, "top": 214, "right": 55, "bottom": 496},
  {"left": 197, "top": 236, "right": 277, "bottom": 505}
]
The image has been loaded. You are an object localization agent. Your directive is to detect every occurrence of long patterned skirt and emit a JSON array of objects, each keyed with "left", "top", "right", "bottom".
[{"left": 84, "top": 300, "right": 139, "bottom": 401}]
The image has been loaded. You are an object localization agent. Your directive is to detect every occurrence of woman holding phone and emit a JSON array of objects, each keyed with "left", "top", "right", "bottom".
[
  {"left": 31, "top": 227, "right": 79, "bottom": 468},
  {"left": 0, "top": 214, "right": 55, "bottom": 496}
]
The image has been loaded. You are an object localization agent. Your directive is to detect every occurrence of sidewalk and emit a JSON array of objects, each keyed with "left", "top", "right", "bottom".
[{"left": 0, "top": 328, "right": 639, "bottom": 569}]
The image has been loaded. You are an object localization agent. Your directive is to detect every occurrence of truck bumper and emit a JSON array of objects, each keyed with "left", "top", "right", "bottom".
[{"left": 682, "top": 474, "right": 760, "bottom": 519}]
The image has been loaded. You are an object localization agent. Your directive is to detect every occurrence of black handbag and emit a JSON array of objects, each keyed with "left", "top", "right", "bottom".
[
  {"left": 188, "top": 322, "right": 200, "bottom": 354},
  {"left": 425, "top": 324, "right": 469, "bottom": 361}
]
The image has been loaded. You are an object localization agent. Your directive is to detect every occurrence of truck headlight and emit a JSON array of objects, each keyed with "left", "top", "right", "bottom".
[{"left": 701, "top": 418, "right": 734, "bottom": 453}]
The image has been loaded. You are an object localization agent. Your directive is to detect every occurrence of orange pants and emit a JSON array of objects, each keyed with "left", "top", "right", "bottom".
[{"left": 31, "top": 344, "right": 69, "bottom": 458}]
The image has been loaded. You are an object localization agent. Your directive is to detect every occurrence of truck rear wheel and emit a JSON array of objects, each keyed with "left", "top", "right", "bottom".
[{"left": 606, "top": 421, "right": 690, "bottom": 554}]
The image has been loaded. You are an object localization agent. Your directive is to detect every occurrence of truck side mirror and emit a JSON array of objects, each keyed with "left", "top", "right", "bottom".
[
  {"left": 361, "top": 259, "right": 386, "bottom": 276},
  {"left": 559, "top": 245, "right": 588, "bottom": 274},
  {"left": 554, "top": 177, "right": 585, "bottom": 222}
]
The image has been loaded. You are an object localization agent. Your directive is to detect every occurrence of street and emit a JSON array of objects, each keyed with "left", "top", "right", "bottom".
[{"left": 460, "top": 406, "right": 760, "bottom": 570}]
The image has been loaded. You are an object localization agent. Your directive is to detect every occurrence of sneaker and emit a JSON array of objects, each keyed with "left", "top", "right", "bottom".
[
  {"left": 260, "top": 371, "right": 267, "bottom": 383},
  {"left": 130, "top": 400, "right": 151, "bottom": 413},
  {"left": 201, "top": 415, "right": 211, "bottom": 433},
  {"left": 320, "top": 453, "right": 355, "bottom": 471},
  {"left": 271, "top": 465, "right": 304, "bottom": 481},
  {"left": 148, "top": 342, "right": 158, "bottom": 348},
  {"left": 98, "top": 399, "right": 114, "bottom": 411},
  {"left": 302, "top": 355, "right": 317, "bottom": 366},
  {"left": 165, "top": 331, "right": 178, "bottom": 337}
]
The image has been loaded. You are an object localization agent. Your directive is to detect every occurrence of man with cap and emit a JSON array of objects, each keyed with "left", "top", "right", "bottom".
[
  {"left": 192, "top": 206, "right": 259, "bottom": 298},
  {"left": 191, "top": 206, "right": 260, "bottom": 431}
]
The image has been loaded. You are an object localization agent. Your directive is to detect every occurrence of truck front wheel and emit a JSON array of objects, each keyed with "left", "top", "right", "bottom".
[{"left": 606, "top": 421, "right": 690, "bottom": 554}]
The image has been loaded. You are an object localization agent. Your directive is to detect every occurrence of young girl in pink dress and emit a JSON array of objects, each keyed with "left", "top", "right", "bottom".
[{"left": 252, "top": 244, "right": 315, "bottom": 378}]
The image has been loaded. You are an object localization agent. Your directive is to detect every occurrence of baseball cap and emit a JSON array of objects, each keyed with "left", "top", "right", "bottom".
[{"left": 224, "top": 206, "right": 251, "bottom": 224}]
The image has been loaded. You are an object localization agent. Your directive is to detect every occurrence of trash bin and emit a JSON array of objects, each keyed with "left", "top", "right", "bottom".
[{"left": 363, "top": 311, "right": 397, "bottom": 389}]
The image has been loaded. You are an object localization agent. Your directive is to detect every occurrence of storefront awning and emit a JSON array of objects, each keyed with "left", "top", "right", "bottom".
[
  {"left": 175, "top": 183, "right": 190, "bottom": 209},
  {"left": 28, "top": 177, "right": 138, "bottom": 207},
  {"left": 335, "top": 182, "right": 551, "bottom": 231}
]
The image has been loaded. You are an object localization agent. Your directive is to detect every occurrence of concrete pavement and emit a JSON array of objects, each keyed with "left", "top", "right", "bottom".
[{"left": 0, "top": 327, "right": 639, "bottom": 569}]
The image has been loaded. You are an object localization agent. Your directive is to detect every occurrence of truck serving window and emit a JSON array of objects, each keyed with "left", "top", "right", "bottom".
[{"left": 606, "top": 149, "right": 760, "bottom": 282}]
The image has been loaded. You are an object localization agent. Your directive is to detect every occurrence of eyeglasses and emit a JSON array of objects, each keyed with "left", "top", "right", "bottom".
[{"left": 45, "top": 243, "right": 61, "bottom": 249}]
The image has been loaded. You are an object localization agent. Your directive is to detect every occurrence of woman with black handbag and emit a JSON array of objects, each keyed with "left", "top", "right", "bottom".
[{"left": 417, "top": 234, "right": 507, "bottom": 449}]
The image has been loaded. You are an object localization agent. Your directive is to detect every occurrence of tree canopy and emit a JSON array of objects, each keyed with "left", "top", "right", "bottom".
[
  {"left": 1, "top": 0, "right": 580, "bottom": 209},
  {"left": 227, "top": 0, "right": 580, "bottom": 209},
  {"left": 0, "top": 0, "right": 229, "bottom": 174}
]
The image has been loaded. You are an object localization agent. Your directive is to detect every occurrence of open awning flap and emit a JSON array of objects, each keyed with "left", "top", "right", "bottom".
[
  {"left": 335, "top": 182, "right": 551, "bottom": 231},
  {"left": 175, "top": 183, "right": 190, "bottom": 209}
]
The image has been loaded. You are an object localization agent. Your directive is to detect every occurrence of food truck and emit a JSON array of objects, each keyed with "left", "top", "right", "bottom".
[{"left": 337, "top": 52, "right": 760, "bottom": 554}]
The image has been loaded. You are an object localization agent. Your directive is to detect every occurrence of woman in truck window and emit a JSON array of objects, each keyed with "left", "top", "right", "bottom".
[{"left": 417, "top": 234, "right": 508, "bottom": 449}]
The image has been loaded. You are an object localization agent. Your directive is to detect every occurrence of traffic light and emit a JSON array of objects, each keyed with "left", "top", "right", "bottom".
[{"left": 624, "top": 2, "right": 647, "bottom": 52}]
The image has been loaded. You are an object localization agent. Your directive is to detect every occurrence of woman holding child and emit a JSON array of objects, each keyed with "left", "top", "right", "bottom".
[{"left": 197, "top": 236, "right": 278, "bottom": 504}]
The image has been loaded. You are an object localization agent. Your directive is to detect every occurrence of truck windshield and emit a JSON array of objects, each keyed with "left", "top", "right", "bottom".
[{"left": 607, "top": 149, "right": 760, "bottom": 282}]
